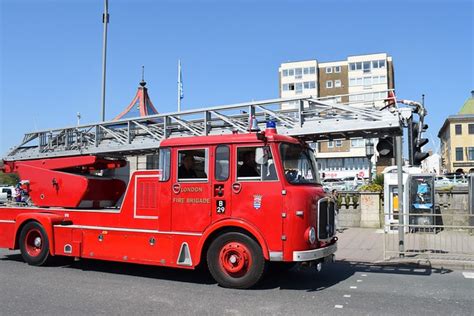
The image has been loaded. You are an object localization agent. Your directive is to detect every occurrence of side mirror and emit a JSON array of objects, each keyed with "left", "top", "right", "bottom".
[{"left": 255, "top": 148, "right": 268, "bottom": 165}]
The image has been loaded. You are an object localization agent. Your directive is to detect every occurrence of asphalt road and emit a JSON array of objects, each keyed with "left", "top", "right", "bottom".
[{"left": 0, "top": 249, "right": 472, "bottom": 315}]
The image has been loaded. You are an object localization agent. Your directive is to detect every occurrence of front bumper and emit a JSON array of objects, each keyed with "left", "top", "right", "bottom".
[{"left": 292, "top": 243, "right": 337, "bottom": 262}]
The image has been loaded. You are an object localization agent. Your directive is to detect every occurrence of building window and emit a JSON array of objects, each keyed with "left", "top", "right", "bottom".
[
  {"left": 349, "top": 62, "right": 363, "bottom": 71},
  {"left": 351, "top": 138, "right": 365, "bottom": 147},
  {"left": 146, "top": 154, "right": 159, "bottom": 170},
  {"left": 288, "top": 83, "right": 295, "bottom": 91},
  {"left": 468, "top": 147, "right": 474, "bottom": 161},
  {"left": 327, "top": 141, "right": 334, "bottom": 148},
  {"left": 326, "top": 67, "right": 332, "bottom": 74},
  {"left": 334, "top": 66, "right": 341, "bottom": 73},
  {"left": 469, "top": 124, "right": 474, "bottom": 134},
  {"left": 455, "top": 124, "right": 462, "bottom": 135},
  {"left": 364, "top": 93, "right": 374, "bottom": 101},
  {"left": 282, "top": 69, "right": 288, "bottom": 77},
  {"left": 309, "top": 67, "right": 316, "bottom": 74},
  {"left": 295, "top": 68, "right": 302, "bottom": 79},
  {"left": 282, "top": 84, "right": 289, "bottom": 91},
  {"left": 303, "top": 81, "right": 316, "bottom": 90},
  {"left": 303, "top": 67, "right": 309, "bottom": 75},
  {"left": 334, "top": 80, "right": 341, "bottom": 88},
  {"left": 326, "top": 80, "right": 333, "bottom": 88},
  {"left": 363, "top": 61, "right": 371, "bottom": 73},
  {"left": 288, "top": 69, "right": 294, "bottom": 76},
  {"left": 455, "top": 147, "right": 464, "bottom": 161},
  {"left": 372, "top": 60, "right": 386, "bottom": 69},
  {"left": 295, "top": 83, "right": 303, "bottom": 94},
  {"left": 335, "top": 140, "right": 342, "bottom": 147},
  {"left": 363, "top": 77, "right": 371, "bottom": 86}
]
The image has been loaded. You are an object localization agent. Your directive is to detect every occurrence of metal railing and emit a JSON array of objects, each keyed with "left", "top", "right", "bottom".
[{"left": 383, "top": 213, "right": 474, "bottom": 263}]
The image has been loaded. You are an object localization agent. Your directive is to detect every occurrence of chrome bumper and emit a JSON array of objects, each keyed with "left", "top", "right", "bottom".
[{"left": 292, "top": 243, "right": 337, "bottom": 262}]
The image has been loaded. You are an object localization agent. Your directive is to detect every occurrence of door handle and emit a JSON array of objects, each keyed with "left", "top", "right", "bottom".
[{"left": 232, "top": 182, "right": 242, "bottom": 194}]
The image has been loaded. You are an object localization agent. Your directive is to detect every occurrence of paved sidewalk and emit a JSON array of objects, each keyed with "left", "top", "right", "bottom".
[
  {"left": 335, "top": 228, "right": 384, "bottom": 263},
  {"left": 335, "top": 227, "right": 474, "bottom": 269}
]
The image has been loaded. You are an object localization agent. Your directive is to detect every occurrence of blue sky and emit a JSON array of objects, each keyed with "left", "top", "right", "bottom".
[{"left": 1, "top": 0, "right": 473, "bottom": 155}]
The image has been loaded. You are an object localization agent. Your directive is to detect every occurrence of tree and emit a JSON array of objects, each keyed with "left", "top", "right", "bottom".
[{"left": 0, "top": 172, "right": 19, "bottom": 186}]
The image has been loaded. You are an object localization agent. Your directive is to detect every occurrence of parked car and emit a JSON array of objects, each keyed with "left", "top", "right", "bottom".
[
  {"left": 322, "top": 178, "right": 346, "bottom": 192},
  {"left": 341, "top": 176, "right": 364, "bottom": 191},
  {"left": 0, "top": 186, "right": 15, "bottom": 204}
]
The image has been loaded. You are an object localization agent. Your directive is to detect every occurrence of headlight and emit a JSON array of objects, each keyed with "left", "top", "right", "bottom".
[{"left": 305, "top": 226, "right": 316, "bottom": 244}]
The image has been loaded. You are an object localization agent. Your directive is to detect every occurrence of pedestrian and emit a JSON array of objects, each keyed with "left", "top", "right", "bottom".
[
  {"left": 330, "top": 189, "right": 343, "bottom": 233},
  {"left": 14, "top": 185, "right": 22, "bottom": 203}
]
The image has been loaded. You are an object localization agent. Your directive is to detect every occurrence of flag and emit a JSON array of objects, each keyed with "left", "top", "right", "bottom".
[{"left": 178, "top": 60, "right": 184, "bottom": 100}]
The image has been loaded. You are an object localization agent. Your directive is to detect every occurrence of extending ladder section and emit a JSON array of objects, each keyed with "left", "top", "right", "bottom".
[{"left": 4, "top": 93, "right": 402, "bottom": 161}]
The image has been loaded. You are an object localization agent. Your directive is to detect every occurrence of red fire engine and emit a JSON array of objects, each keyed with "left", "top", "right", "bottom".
[{"left": 0, "top": 120, "right": 337, "bottom": 288}]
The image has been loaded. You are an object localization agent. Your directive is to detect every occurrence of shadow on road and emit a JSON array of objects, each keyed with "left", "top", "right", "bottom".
[{"left": 1, "top": 253, "right": 452, "bottom": 291}]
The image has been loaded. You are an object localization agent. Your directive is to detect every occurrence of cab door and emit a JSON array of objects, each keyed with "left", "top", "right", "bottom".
[
  {"left": 231, "top": 144, "right": 284, "bottom": 254},
  {"left": 211, "top": 145, "right": 233, "bottom": 221},
  {"left": 171, "top": 147, "right": 212, "bottom": 232}
]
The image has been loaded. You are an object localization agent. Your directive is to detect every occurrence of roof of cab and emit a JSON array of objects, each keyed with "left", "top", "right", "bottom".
[{"left": 160, "top": 131, "right": 300, "bottom": 147}]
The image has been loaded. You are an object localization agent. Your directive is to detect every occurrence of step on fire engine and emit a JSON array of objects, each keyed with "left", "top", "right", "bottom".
[{"left": 0, "top": 92, "right": 402, "bottom": 288}]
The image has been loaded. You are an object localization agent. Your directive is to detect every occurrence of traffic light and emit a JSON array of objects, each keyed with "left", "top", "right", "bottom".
[
  {"left": 412, "top": 121, "right": 429, "bottom": 165},
  {"left": 376, "top": 137, "right": 394, "bottom": 159}
]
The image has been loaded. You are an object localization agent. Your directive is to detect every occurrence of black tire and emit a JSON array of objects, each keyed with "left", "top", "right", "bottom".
[
  {"left": 19, "top": 221, "right": 52, "bottom": 266},
  {"left": 207, "top": 232, "right": 265, "bottom": 289}
]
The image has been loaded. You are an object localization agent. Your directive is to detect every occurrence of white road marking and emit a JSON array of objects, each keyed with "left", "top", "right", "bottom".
[
  {"left": 350, "top": 286, "right": 357, "bottom": 289},
  {"left": 334, "top": 305, "right": 343, "bottom": 309},
  {"left": 344, "top": 295, "right": 351, "bottom": 298},
  {"left": 462, "top": 272, "right": 474, "bottom": 279},
  {"left": 357, "top": 279, "right": 362, "bottom": 282},
  {"left": 361, "top": 274, "right": 367, "bottom": 277}
]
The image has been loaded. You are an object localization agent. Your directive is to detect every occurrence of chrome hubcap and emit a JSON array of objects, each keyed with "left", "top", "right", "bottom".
[{"left": 34, "top": 237, "right": 42, "bottom": 248}]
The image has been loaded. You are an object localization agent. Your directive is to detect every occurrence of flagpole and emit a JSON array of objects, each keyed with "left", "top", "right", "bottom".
[
  {"left": 177, "top": 59, "right": 181, "bottom": 112},
  {"left": 101, "top": 0, "right": 109, "bottom": 121}
]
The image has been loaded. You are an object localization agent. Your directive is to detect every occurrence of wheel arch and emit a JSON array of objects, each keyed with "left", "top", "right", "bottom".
[
  {"left": 195, "top": 219, "right": 270, "bottom": 266},
  {"left": 14, "top": 213, "right": 64, "bottom": 255}
]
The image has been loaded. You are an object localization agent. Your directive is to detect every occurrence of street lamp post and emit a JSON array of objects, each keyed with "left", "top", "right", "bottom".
[
  {"left": 365, "top": 139, "right": 375, "bottom": 183},
  {"left": 101, "top": 0, "right": 109, "bottom": 121}
]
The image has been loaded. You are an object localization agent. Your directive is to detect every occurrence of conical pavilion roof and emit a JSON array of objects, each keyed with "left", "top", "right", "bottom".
[{"left": 113, "top": 80, "right": 159, "bottom": 121}]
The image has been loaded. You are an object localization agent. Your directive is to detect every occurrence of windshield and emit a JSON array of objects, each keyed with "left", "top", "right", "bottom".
[{"left": 280, "top": 143, "right": 319, "bottom": 184}]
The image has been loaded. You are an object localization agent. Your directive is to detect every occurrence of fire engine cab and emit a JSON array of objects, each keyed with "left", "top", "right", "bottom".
[{"left": 0, "top": 121, "right": 337, "bottom": 289}]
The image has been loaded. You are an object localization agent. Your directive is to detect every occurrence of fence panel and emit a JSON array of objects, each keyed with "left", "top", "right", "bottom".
[{"left": 384, "top": 213, "right": 474, "bottom": 263}]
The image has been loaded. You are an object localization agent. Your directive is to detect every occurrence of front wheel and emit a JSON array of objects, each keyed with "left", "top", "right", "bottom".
[
  {"left": 207, "top": 232, "right": 266, "bottom": 289},
  {"left": 19, "top": 221, "right": 52, "bottom": 266}
]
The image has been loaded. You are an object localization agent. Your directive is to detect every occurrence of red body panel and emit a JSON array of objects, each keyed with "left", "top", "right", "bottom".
[
  {"left": 0, "top": 131, "right": 335, "bottom": 271},
  {"left": 4, "top": 156, "right": 126, "bottom": 208}
]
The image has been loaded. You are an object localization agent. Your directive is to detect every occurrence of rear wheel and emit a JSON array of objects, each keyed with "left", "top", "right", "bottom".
[
  {"left": 207, "top": 232, "right": 265, "bottom": 289},
  {"left": 19, "top": 221, "right": 52, "bottom": 266}
]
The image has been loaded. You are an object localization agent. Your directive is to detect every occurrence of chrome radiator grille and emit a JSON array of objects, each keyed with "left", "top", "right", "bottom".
[{"left": 318, "top": 198, "right": 336, "bottom": 240}]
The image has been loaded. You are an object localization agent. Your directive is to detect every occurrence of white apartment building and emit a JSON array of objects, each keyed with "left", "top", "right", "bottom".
[{"left": 279, "top": 53, "right": 395, "bottom": 179}]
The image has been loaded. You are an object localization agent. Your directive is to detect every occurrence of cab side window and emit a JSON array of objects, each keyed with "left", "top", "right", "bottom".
[
  {"left": 215, "top": 146, "right": 230, "bottom": 181},
  {"left": 236, "top": 146, "right": 278, "bottom": 181},
  {"left": 177, "top": 149, "right": 208, "bottom": 181},
  {"left": 158, "top": 148, "right": 170, "bottom": 181}
]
